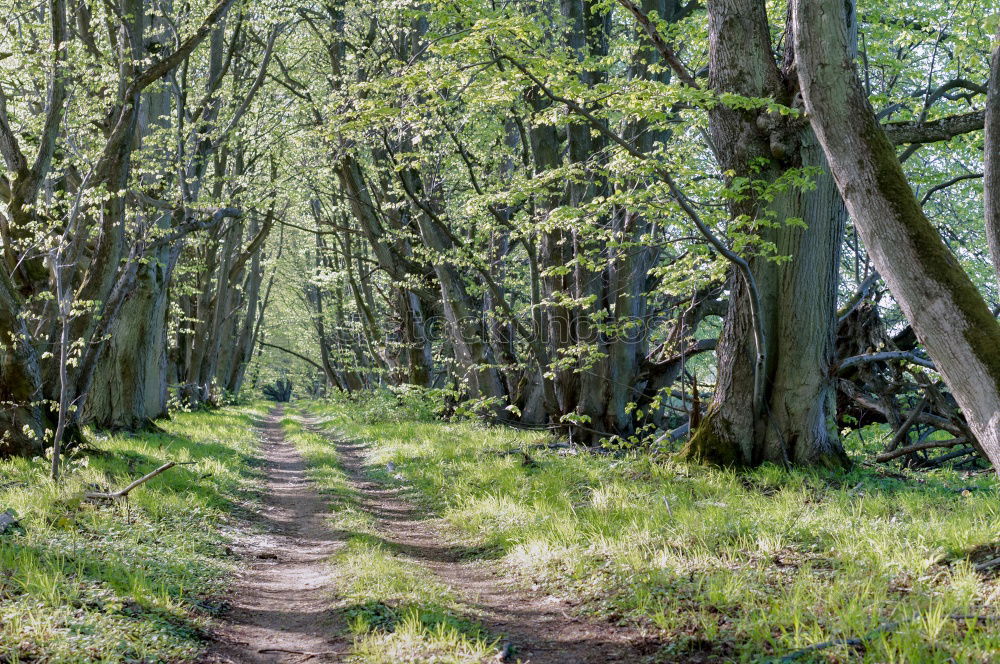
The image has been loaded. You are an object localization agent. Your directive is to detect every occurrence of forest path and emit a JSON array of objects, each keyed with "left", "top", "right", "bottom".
[
  {"left": 300, "top": 416, "right": 661, "bottom": 664},
  {"left": 200, "top": 407, "right": 348, "bottom": 664}
]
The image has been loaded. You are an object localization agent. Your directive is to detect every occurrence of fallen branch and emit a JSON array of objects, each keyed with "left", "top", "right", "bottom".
[
  {"left": 778, "top": 631, "right": 875, "bottom": 661},
  {"left": 497, "top": 442, "right": 575, "bottom": 457},
  {"left": 876, "top": 438, "right": 966, "bottom": 463},
  {"left": 84, "top": 461, "right": 189, "bottom": 500},
  {"left": 927, "top": 447, "right": 978, "bottom": 466},
  {"left": 975, "top": 557, "right": 1000, "bottom": 573},
  {"left": 838, "top": 350, "right": 936, "bottom": 372},
  {"left": 838, "top": 380, "right": 964, "bottom": 437},
  {"left": 885, "top": 394, "right": 930, "bottom": 452},
  {"left": 258, "top": 648, "right": 339, "bottom": 662}
]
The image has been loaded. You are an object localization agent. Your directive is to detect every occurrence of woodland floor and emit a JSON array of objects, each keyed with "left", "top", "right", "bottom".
[
  {"left": 201, "top": 407, "right": 659, "bottom": 664},
  {"left": 2, "top": 401, "right": 997, "bottom": 663}
]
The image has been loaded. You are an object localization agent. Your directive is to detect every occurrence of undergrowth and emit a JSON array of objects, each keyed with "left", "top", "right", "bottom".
[
  {"left": 298, "top": 394, "right": 1000, "bottom": 663},
  {"left": 0, "top": 406, "right": 265, "bottom": 663}
]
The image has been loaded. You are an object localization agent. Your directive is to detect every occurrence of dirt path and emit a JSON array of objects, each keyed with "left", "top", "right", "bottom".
[
  {"left": 300, "top": 417, "right": 660, "bottom": 664},
  {"left": 203, "top": 409, "right": 659, "bottom": 663},
  {"left": 201, "top": 408, "right": 347, "bottom": 664}
]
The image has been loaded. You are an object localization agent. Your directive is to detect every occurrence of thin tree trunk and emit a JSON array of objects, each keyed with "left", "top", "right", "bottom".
[{"left": 984, "top": 25, "right": 1000, "bottom": 289}]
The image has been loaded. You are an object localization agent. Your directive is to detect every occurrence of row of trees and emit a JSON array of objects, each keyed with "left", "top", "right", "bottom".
[
  {"left": 2, "top": 0, "right": 998, "bottom": 476},
  {"left": 0, "top": 0, "right": 285, "bottom": 465},
  {"left": 269, "top": 0, "right": 998, "bottom": 472}
]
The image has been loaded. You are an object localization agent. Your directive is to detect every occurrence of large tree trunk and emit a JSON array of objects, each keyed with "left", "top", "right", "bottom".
[
  {"left": 87, "top": 41, "right": 177, "bottom": 430},
  {"left": 86, "top": 243, "right": 176, "bottom": 429},
  {"left": 792, "top": 0, "right": 1000, "bottom": 471},
  {"left": 683, "top": 0, "right": 848, "bottom": 467}
]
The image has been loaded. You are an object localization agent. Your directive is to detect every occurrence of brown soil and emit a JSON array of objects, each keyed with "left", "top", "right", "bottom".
[
  {"left": 200, "top": 407, "right": 347, "bottom": 663},
  {"left": 202, "top": 407, "right": 662, "bottom": 663}
]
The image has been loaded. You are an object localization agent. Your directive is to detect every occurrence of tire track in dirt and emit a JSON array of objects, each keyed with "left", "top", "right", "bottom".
[
  {"left": 201, "top": 407, "right": 348, "bottom": 664},
  {"left": 301, "top": 416, "right": 662, "bottom": 664}
]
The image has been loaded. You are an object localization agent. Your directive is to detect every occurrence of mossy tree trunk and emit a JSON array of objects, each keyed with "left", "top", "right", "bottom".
[{"left": 793, "top": 0, "right": 1000, "bottom": 472}]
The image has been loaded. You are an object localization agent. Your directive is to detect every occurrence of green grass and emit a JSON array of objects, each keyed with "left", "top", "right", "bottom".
[
  {"left": 0, "top": 406, "right": 266, "bottom": 663},
  {"left": 280, "top": 416, "right": 500, "bottom": 663},
  {"left": 297, "top": 395, "right": 1000, "bottom": 663}
]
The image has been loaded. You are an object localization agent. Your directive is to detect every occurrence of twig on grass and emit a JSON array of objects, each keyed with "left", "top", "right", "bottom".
[{"left": 84, "top": 461, "right": 196, "bottom": 500}]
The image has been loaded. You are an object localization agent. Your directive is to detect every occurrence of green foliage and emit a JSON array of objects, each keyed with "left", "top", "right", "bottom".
[{"left": 318, "top": 385, "right": 457, "bottom": 425}]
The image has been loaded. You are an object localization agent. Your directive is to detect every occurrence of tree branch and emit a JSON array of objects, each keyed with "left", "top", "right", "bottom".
[
  {"left": 146, "top": 206, "right": 243, "bottom": 250},
  {"left": 259, "top": 341, "right": 327, "bottom": 373},
  {"left": 130, "top": 0, "right": 241, "bottom": 96},
  {"left": 213, "top": 22, "right": 283, "bottom": 148},
  {"left": 616, "top": 0, "right": 697, "bottom": 87},
  {"left": 920, "top": 172, "right": 983, "bottom": 205},
  {"left": 838, "top": 350, "right": 936, "bottom": 372},
  {"left": 883, "top": 110, "right": 984, "bottom": 145}
]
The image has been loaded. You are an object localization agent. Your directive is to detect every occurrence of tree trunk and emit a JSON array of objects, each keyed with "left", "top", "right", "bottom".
[
  {"left": 792, "top": 0, "right": 1000, "bottom": 471},
  {"left": 985, "top": 25, "right": 1000, "bottom": 289},
  {"left": 87, "top": 48, "right": 177, "bottom": 430},
  {"left": 0, "top": 270, "right": 46, "bottom": 456},
  {"left": 86, "top": 242, "right": 177, "bottom": 429},
  {"left": 416, "top": 213, "right": 509, "bottom": 411},
  {"left": 682, "top": 0, "right": 848, "bottom": 467}
]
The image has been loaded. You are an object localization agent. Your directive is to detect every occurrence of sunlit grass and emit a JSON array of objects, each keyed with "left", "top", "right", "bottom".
[
  {"left": 0, "top": 405, "right": 267, "bottom": 663},
  {"left": 299, "top": 395, "right": 1000, "bottom": 663}
]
